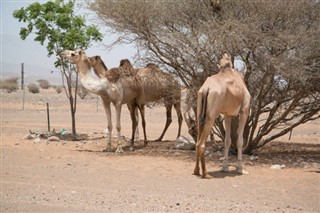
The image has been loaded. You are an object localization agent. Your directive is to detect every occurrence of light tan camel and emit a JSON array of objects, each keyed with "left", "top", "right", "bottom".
[
  {"left": 90, "top": 56, "right": 183, "bottom": 141},
  {"left": 193, "top": 53, "right": 251, "bottom": 179},
  {"left": 61, "top": 50, "right": 147, "bottom": 152},
  {"left": 89, "top": 56, "right": 141, "bottom": 142}
]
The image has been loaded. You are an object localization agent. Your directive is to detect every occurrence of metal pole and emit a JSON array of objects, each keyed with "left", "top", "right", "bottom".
[
  {"left": 22, "top": 86, "right": 25, "bottom": 110},
  {"left": 47, "top": 102, "right": 51, "bottom": 132},
  {"left": 21, "top": 63, "right": 25, "bottom": 110},
  {"left": 21, "top": 63, "right": 24, "bottom": 90}
]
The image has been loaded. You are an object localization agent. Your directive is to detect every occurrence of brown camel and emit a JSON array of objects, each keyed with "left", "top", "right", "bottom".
[
  {"left": 61, "top": 50, "right": 147, "bottom": 152},
  {"left": 90, "top": 56, "right": 183, "bottom": 141},
  {"left": 193, "top": 53, "right": 251, "bottom": 179}
]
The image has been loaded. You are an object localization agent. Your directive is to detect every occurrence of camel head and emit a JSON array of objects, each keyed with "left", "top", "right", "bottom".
[
  {"left": 89, "top": 55, "right": 108, "bottom": 71},
  {"left": 60, "top": 50, "right": 91, "bottom": 73},
  {"left": 219, "top": 52, "right": 233, "bottom": 70},
  {"left": 60, "top": 50, "right": 88, "bottom": 64},
  {"left": 89, "top": 55, "right": 100, "bottom": 67}
]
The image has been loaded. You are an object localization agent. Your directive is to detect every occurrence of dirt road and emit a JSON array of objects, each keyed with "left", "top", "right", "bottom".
[{"left": 1, "top": 89, "right": 319, "bottom": 212}]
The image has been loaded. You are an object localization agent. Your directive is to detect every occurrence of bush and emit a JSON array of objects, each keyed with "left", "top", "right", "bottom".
[
  {"left": 55, "top": 86, "right": 63, "bottom": 94},
  {"left": 37, "top": 79, "right": 50, "bottom": 89},
  {"left": 0, "top": 77, "right": 19, "bottom": 93},
  {"left": 27, "top": 83, "right": 40, "bottom": 93}
]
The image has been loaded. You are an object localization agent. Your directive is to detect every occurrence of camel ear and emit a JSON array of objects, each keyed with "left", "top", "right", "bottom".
[{"left": 96, "top": 56, "right": 100, "bottom": 59}]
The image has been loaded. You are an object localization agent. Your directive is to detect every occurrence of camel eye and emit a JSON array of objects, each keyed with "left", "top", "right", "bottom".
[{"left": 71, "top": 53, "right": 75, "bottom": 57}]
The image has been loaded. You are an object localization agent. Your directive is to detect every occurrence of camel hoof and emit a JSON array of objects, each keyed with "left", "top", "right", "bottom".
[
  {"left": 115, "top": 147, "right": 124, "bottom": 153},
  {"left": 153, "top": 138, "right": 162, "bottom": 142},
  {"left": 129, "top": 146, "right": 135, "bottom": 152},
  {"left": 203, "top": 174, "right": 213, "bottom": 179},
  {"left": 237, "top": 169, "right": 249, "bottom": 175}
]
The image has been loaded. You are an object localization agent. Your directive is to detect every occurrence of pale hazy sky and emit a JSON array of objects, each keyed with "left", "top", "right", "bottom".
[{"left": 0, "top": 0, "right": 136, "bottom": 82}]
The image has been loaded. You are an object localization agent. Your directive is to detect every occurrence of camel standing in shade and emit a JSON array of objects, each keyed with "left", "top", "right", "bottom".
[
  {"left": 194, "top": 53, "right": 251, "bottom": 179},
  {"left": 61, "top": 50, "right": 147, "bottom": 152},
  {"left": 90, "top": 56, "right": 183, "bottom": 141}
]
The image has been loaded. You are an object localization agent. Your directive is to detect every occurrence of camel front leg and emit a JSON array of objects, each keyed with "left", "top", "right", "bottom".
[
  {"left": 222, "top": 116, "right": 232, "bottom": 172},
  {"left": 134, "top": 107, "right": 140, "bottom": 142},
  {"left": 101, "top": 99, "right": 112, "bottom": 152},
  {"left": 114, "top": 103, "right": 123, "bottom": 153},
  {"left": 236, "top": 110, "right": 250, "bottom": 175},
  {"left": 138, "top": 104, "right": 148, "bottom": 146},
  {"left": 129, "top": 103, "right": 139, "bottom": 151}
]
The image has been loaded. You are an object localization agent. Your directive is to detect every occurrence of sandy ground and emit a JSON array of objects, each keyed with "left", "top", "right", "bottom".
[{"left": 1, "top": 89, "right": 319, "bottom": 212}]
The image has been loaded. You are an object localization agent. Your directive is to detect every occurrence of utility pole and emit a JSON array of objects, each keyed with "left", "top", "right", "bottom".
[{"left": 21, "top": 63, "right": 24, "bottom": 90}]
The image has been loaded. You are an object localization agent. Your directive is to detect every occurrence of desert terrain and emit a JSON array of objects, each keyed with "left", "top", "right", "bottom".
[{"left": 1, "top": 88, "right": 319, "bottom": 212}]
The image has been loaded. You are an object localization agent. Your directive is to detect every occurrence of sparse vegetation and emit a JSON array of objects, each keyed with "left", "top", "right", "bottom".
[
  {"left": 27, "top": 83, "right": 40, "bottom": 94},
  {"left": 37, "top": 79, "right": 51, "bottom": 89},
  {"left": 0, "top": 77, "right": 19, "bottom": 93}
]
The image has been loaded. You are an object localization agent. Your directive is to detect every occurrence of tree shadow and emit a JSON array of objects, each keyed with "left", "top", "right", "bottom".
[{"left": 207, "top": 170, "right": 242, "bottom": 179}]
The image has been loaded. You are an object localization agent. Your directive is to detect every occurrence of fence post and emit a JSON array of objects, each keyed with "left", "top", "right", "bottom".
[{"left": 47, "top": 102, "right": 51, "bottom": 132}]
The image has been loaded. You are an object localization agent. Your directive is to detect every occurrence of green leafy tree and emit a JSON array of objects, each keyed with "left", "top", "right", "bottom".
[{"left": 13, "top": 0, "right": 102, "bottom": 136}]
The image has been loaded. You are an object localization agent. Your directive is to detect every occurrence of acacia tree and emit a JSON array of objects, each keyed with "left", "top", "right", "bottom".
[
  {"left": 89, "top": 0, "right": 319, "bottom": 153},
  {"left": 13, "top": 0, "right": 102, "bottom": 136}
]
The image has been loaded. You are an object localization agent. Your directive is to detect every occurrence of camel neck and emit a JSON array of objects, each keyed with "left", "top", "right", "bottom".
[{"left": 76, "top": 62, "right": 107, "bottom": 94}]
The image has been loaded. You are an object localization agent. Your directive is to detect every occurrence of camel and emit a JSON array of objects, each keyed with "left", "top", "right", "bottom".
[
  {"left": 193, "top": 53, "right": 251, "bottom": 179},
  {"left": 90, "top": 56, "right": 183, "bottom": 141},
  {"left": 60, "top": 50, "right": 147, "bottom": 152}
]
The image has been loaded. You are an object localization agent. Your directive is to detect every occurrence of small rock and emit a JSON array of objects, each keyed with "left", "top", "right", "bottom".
[
  {"left": 250, "top": 155, "right": 259, "bottom": 161},
  {"left": 23, "top": 134, "right": 34, "bottom": 140},
  {"left": 34, "top": 136, "right": 41, "bottom": 143},
  {"left": 174, "top": 136, "right": 196, "bottom": 150},
  {"left": 60, "top": 131, "right": 69, "bottom": 135},
  {"left": 47, "top": 136, "right": 60, "bottom": 142},
  {"left": 270, "top": 164, "right": 285, "bottom": 169}
]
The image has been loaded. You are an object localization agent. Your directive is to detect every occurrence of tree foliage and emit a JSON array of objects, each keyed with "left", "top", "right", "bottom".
[
  {"left": 13, "top": 0, "right": 103, "bottom": 135},
  {"left": 89, "top": 0, "right": 320, "bottom": 153}
]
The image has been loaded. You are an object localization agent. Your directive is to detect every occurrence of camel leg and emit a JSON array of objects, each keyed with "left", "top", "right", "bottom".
[
  {"left": 222, "top": 116, "right": 232, "bottom": 172},
  {"left": 128, "top": 104, "right": 140, "bottom": 142},
  {"left": 174, "top": 101, "right": 183, "bottom": 139},
  {"left": 194, "top": 119, "right": 215, "bottom": 179},
  {"left": 134, "top": 107, "right": 140, "bottom": 142},
  {"left": 155, "top": 102, "right": 172, "bottom": 141},
  {"left": 137, "top": 104, "right": 148, "bottom": 146},
  {"left": 114, "top": 103, "right": 123, "bottom": 153},
  {"left": 236, "top": 110, "right": 250, "bottom": 175},
  {"left": 101, "top": 99, "right": 113, "bottom": 152},
  {"left": 129, "top": 103, "right": 138, "bottom": 151}
]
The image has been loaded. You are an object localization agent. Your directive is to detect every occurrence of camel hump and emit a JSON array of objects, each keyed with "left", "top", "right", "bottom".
[
  {"left": 119, "top": 59, "right": 137, "bottom": 76},
  {"left": 106, "top": 68, "right": 120, "bottom": 82},
  {"left": 145, "top": 63, "right": 159, "bottom": 69}
]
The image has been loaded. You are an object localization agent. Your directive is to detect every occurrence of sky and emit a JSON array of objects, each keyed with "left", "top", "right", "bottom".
[{"left": 0, "top": 0, "right": 137, "bottom": 84}]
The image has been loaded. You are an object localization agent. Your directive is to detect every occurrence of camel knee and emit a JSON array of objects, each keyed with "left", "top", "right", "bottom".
[{"left": 107, "top": 125, "right": 112, "bottom": 133}]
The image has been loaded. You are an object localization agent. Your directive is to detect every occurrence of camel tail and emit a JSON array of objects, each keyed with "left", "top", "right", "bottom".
[{"left": 200, "top": 89, "right": 209, "bottom": 127}]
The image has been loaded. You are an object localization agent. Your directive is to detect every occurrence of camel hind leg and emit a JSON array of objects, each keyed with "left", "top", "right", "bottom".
[
  {"left": 173, "top": 101, "right": 183, "bottom": 139},
  {"left": 155, "top": 102, "right": 172, "bottom": 141},
  {"left": 128, "top": 103, "right": 139, "bottom": 151},
  {"left": 137, "top": 104, "right": 148, "bottom": 146},
  {"left": 194, "top": 118, "right": 215, "bottom": 179}
]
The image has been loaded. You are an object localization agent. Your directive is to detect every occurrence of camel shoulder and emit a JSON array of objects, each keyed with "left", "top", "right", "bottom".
[{"left": 106, "top": 68, "right": 120, "bottom": 82}]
